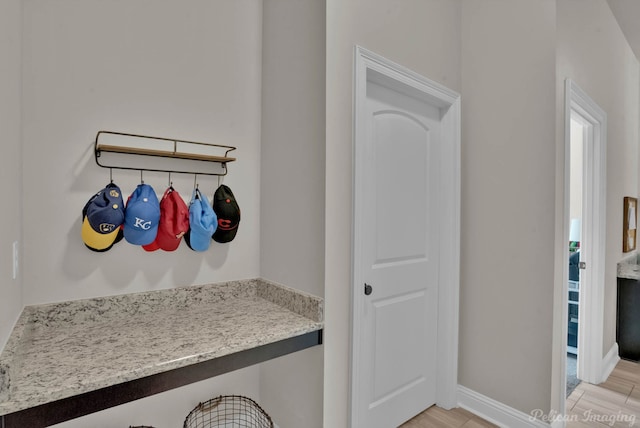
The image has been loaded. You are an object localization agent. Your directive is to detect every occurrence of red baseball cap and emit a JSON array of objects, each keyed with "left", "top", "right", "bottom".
[{"left": 143, "top": 187, "right": 189, "bottom": 252}]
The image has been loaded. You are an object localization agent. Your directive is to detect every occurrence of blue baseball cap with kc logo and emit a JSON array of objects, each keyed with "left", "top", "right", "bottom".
[{"left": 124, "top": 184, "right": 161, "bottom": 246}]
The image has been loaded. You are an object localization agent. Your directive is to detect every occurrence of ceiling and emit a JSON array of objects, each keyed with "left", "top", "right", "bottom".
[{"left": 608, "top": 0, "right": 640, "bottom": 61}]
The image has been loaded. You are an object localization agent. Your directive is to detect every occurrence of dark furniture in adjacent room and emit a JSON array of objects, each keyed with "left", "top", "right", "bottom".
[
  {"left": 568, "top": 251, "right": 580, "bottom": 355},
  {"left": 617, "top": 277, "right": 640, "bottom": 361}
]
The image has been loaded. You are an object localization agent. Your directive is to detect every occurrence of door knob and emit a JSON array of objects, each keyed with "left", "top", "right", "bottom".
[{"left": 364, "top": 283, "right": 373, "bottom": 295}]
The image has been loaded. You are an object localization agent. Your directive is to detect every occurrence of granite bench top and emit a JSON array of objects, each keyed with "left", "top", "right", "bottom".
[
  {"left": 618, "top": 253, "right": 640, "bottom": 280},
  {"left": 0, "top": 278, "right": 323, "bottom": 417}
]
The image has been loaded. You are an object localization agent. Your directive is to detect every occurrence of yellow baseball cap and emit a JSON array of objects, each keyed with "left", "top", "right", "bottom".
[{"left": 81, "top": 183, "right": 125, "bottom": 252}]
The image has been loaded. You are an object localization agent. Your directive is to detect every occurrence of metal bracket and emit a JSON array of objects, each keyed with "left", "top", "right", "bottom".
[{"left": 94, "top": 130, "right": 236, "bottom": 177}]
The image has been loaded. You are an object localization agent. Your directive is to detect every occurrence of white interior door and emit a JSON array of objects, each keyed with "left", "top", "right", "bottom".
[{"left": 355, "top": 77, "right": 441, "bottom": 428}]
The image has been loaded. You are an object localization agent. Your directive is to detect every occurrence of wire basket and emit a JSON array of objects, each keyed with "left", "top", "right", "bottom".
[{"left": 183, "top": 395, "right": 274, "bottom": 428}]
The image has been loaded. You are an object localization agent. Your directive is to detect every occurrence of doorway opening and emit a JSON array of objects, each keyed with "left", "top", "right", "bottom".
[
  {"left": 559, "top": 78, "right": 607, "bottom": 412},
  {"left": 566, "top": 113, "right": 585, "bottom": 397}
]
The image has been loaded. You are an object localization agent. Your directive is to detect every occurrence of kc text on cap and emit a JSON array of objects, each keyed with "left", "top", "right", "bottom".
[{"left": 124, "top": 184, "right": 161, "bottom": 246}]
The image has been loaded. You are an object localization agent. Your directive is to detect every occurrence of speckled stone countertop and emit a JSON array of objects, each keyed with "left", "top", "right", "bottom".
[
  {"left": 0, "top": 278, "right": 323, "bottom": 417},
  {"left": 618, "top": 253, "right": 640, "bottom": 280}
]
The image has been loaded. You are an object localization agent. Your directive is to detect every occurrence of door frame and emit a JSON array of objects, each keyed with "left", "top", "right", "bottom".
[
  {"left": 350, "top": 46, "right": 461, "bottom": 426},
  {"left": 555, "top": 78, "right": 607, "bottom": 419},
  {"left": 566, "top": 78, "right": 607, "bottom": 385}
]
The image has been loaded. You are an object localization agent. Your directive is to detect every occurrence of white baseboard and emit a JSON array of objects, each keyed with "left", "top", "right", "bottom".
[
  {"left": 458, "top": 385, "right": 551, "bottom": 428},
  {"left": 600, "top": 343, "right": 620, "bottom": 383},
  {"left": 457, "top": 344, "right": 619, "bottom": 428}
]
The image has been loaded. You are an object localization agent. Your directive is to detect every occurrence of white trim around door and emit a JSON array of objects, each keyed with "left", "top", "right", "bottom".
[
  {"left": 350, "top": 46, "right": 461, "bottom": 427},
  {"left": 566, "top": 78, "right": 607, "bottom": 385},
  {"left": 553, "top": 78, "right": 607, "bottom": 423}
]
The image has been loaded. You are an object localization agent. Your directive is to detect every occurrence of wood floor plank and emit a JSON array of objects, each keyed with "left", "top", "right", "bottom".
[
  {"left": 419, "top": 406, "right": 472, "bottom": 426},
  {"left": 402, "top": 412, "right": 462, "bottom": 428},
  {"left": 566, "top": 415, "right": 609, "bottom": 428},
  {"left": 450, "top": 407, "right": 478, "bottom": 420},
  {"left": 573, "top": 393, "right": 625, "bottom": 417},
  {"left": 568, "top": 359, "right": 640, "bottom": 428},
  {"left": 460, "top": 416, "right": 498, "bottom": 428},
  {"left": 566, "top": 395, "right": 579, "bottom": 412},
  {"left": 611, "top": 360, "right": 640, "bottom": 385},
  {"left": 401, "top": 360, "right": 640, "bottom": 428},
  {"left": 626, "top": 386, "right": 640, "bottom": 413},
  {"left": 599, "top": 374, "right": 635, "bottom": 396},
  {"left": 400, "top": 405, "right": 476, "bottom": 428},
  {"left": 577, "top": 383, "right": 629, "bottom": 406}
]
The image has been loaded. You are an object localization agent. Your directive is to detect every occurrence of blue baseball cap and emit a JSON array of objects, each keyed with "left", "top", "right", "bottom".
[
  {"left": 124, "top": 184, "right": 161, "bottom": 245},
  {"left": 184, "top": 189, "right": 217, "bottom": 252},
  {"left": 81, "top": 182, "right": 125, "bottom": 252}
]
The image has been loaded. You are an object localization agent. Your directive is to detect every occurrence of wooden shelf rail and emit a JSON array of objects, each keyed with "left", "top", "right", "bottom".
[{"left": 94, "top": 131, "right": 236, "bottom": 176}]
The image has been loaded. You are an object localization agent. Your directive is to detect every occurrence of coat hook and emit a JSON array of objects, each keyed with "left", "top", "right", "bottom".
[
  {"left": 194, "top": 174, "right": 198, "bottom": 190},
  {"left": 140, "top": 170, "right": 144, "bottom": 184},
  {"left": 109, "top": 168, "right": 113, "bottom": 184},
  {"left": 168, "top": 172, "right": 172, "bottom": 188}
]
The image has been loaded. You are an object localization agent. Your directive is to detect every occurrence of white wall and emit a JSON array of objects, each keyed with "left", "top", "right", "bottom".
[
  {"left": 324, "top": 1, "right": 461, "bottom": 426},
  {"left": 260, "top": 0, "right": 325, "bottom": 301},
  {"left": 569, "top": 118, "right": 583, "bottom": 223},
  {"left": 260, "top": 0, "right": 325, "bottom": 426},
  {"left": 21, "top": 0, "right": 263, "bottom": 305},
  {"left": 16, "top": 0, "right": 266, "bottom": 425},
  {"left": 0, "top": 0, "right": 23, "bottom": 349},
  {"left": 556, "top": 0, "right": 639, "bottom": 366},
  {"left": 10, "top": 2, "right": 640, "bottom": 427},
  {"left": 15, "top": 1, "right": 328, "bottom": 425},
  {"left": 459, "top": 0, "right": 557, "bottom": 414}
]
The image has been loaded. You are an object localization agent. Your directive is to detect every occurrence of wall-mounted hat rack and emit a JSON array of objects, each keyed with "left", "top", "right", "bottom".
[{"left": 94, "top": 130, "right": 236, "bottom": 176}]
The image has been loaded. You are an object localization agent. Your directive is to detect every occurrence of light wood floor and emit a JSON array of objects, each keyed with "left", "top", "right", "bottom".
[
  {"left": 566, "top": 358, "right": 640, "bottom": 427},
  {"left": 399, "top": 359, "right": 640, "bottom": 428},
  {"left": 399, "top": 405, "right": 497, "bottom": 428}
]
